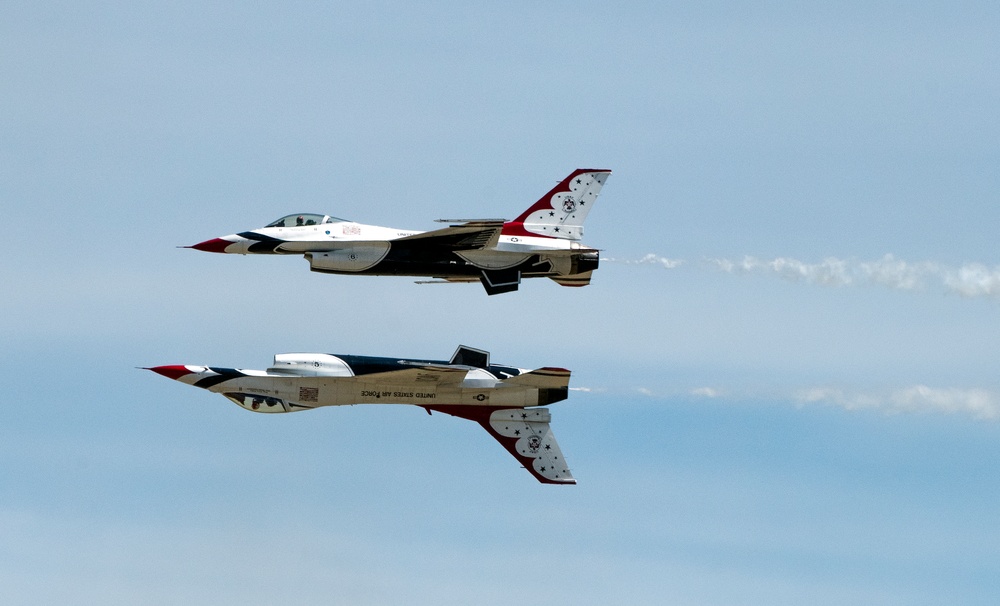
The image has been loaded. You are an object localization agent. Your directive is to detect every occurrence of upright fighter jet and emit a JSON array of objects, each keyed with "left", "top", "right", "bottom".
[
  {"left": 188, "top": 169, "right": 611, "bottom": 295},
  {"left": 147, "top": 346, "right": 576, "bottom": 484}
]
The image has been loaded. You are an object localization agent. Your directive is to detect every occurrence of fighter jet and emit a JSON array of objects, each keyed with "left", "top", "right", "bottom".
[
  {"left": 188, "top": 169, "right": 611, "bottom": 295},
  {"left": 146, "top": 346, "right": 576, "bottom": 484}
]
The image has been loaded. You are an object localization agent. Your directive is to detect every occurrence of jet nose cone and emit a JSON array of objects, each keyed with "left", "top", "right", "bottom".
[
  {"left": 187, "top": 237, "right": 236, "bottom": 253},
  {"left": 146, "top": 365, "right": 194, "bottom": 380}
]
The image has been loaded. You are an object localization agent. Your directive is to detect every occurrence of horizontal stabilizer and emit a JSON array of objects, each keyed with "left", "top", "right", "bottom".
[
  {"left": 500, "top": 367, "right": 570, "bottom": 389},
  {"left": 549, "top": 271, "right": 593, "bottom": 288},
  {"left": 502, "top": 368, "right": 570, "bottom": 405}
]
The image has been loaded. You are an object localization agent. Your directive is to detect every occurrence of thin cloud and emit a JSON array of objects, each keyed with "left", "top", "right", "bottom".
[{"left": 690, "top": 387, "right": 722, "bottom": 398}]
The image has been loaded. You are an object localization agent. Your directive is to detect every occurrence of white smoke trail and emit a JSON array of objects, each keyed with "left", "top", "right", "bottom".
[
  {"left": 708, "top": 254, "right": 939, "bottom": 290},
  {"left": 595, "top": 383, "right": 1000, "bottom": 421},
  {"left": 608, "top": 252, "right": 1000, "bottom": 300},
  {"left": 794, "top": 385, "right": 1000, "bottom": 420},
  {"left": 708, "top": 254, "right": 1000, "bottom": 300},
  {"left": 942, "top": 263, "right": 1000, "bottom": 298},
  {"left": 602, "top": 254, "right": 685, "bottom": 269}
]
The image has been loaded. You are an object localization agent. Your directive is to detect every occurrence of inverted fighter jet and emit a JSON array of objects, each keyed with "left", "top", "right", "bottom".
[
  {"left": 147, "top": 346, "right": 576, "bottom": 484},
  {"left": 188, "top": 169, "right": 611, "bottom": 295}
]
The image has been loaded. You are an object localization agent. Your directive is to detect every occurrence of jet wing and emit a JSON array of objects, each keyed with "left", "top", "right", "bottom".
[
  {"left": 425, "top": 405, "right": 576, "bottom": 484},
  {"left": 355, "top": 364, "right": 469, "bottom": 386},
  {"left": 394, "top": 220, "right": 504, "bottom": 251}
]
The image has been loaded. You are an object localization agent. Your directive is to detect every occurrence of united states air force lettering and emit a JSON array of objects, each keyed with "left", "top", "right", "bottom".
[{"left": 360, "top": 390, "right": 436, "bottom": 399}]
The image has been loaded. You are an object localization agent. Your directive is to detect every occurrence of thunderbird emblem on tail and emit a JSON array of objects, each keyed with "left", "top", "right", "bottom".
[
  {"left": 187, "top": 169, "right": 611, "bottom": 295},
  {"left": 147, "top": 346, "right": 576, "bottom": 484}
]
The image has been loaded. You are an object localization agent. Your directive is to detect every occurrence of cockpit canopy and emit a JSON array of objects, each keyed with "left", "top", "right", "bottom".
[{"left": 265, "top": 213, "right": 347, "bottom": 228}]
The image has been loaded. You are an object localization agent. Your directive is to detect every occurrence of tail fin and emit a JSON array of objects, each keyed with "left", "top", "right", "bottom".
[{"left": 502, "top": 169, "right": 611, "bottom": 240}]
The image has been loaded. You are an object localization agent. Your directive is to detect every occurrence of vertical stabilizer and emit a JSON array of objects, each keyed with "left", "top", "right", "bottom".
[
  {"left": 502, "top": 169, "right": 612, "bottom": 240},
  {"left": 425, "top": 405, "right": 576, "bottom": 484}
]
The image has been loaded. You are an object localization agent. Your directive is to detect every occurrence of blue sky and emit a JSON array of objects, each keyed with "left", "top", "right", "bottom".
[{"left": 2, "top": 2, "right": 999, "bottom": 604}]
